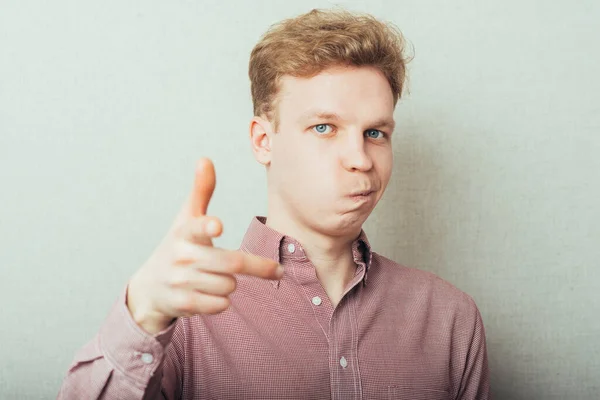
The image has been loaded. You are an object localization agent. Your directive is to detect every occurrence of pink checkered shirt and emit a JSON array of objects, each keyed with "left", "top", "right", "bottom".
[{"left": 58, "top": 216, "right": 490, "bottom": 399}]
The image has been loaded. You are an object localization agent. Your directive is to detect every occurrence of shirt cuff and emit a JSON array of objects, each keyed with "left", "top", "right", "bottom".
[{"left": 98, "top": 284, "right": 177, "bottom": 387}]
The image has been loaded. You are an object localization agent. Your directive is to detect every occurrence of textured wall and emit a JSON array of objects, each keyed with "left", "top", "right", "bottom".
[{"left": 1, "top": 1, "right": 598, "bottom": 399}]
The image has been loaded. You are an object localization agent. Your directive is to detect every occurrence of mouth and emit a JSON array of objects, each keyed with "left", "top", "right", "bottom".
[{"left": 347, "top": 190, "right": 375, "bottom": 201}]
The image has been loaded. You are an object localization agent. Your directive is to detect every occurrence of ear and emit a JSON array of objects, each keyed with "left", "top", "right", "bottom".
[{"left": 249, "top": 116, "right": 274, "bottom": 166}]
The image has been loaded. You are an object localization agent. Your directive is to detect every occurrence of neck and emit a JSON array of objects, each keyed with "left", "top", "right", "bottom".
[{"left": 266, "top": 195, "right": 361, "bottom": 305}]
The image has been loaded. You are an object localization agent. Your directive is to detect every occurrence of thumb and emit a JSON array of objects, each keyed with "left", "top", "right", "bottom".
[{"left": 189, "top": 158, "right": 216, "bottom": 218}]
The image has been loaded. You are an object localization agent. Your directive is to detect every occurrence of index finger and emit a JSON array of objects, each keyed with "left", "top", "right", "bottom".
[
  {"left": 193, "top": 248, "right": 284, "bottom": 280},
  {"left": 238, "top": 252, "right": 284, "bottom": 280}
]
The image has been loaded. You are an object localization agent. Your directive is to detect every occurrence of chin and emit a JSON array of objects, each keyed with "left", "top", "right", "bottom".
[{"left": 312, "top": 210, "right": 370, "bottom": 237}]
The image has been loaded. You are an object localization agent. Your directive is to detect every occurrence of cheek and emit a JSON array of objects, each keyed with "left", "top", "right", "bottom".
[
  {"left": 381, "top": 154, "right": 393, "bottom": 177},
  {"left": 383, "top": 161, "right": 394, "bottom": 187},
  {"left": 271, "top": 134, "right": 299, "bottom": 168},
  {"left": 273, "top": 139, "right": 313, "bottom": 184},
  {"left": 374, "top": 150, "right": 393, "bottom": 180},
  {"left": 275, "top": 133, "right": 339, "bottom": 191}
]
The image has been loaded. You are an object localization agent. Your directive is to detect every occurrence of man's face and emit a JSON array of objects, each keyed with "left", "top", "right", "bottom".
[{"left": 267, "top": 65, "right": 395, "bottom": 236}]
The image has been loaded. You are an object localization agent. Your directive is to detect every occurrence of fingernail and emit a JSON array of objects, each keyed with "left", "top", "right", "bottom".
[
  {"left": 206, "top": 220, "right": 218, "bottom": 235},
  {"left": 276, "top": 264, "right": 284, "bottom": 278}
]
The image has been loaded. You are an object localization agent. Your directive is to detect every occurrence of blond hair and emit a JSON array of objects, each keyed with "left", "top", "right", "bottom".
[{"left": 249, "top": 8, "right": 411, "bottom": 130}]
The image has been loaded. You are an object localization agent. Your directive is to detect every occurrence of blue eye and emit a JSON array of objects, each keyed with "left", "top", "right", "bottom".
[
  {"left": 365, "top": 129, "right": 384, "bottom": 139},
  {"left": 313, "top": 124, "right": 333, "bottom": 134}
]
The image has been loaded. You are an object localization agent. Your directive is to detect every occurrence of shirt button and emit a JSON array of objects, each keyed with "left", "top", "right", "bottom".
[
  {"left": 340, "top": 356, "right": 348, "bottom": 368},
  {"left": 140, "top": 353, "right": 154, "bottom": 364},
  {"left": 311, "top": 296, "right": 322, "bottom": 306},
  {"left": 287, "top": 243, "right": 296, "bottom": 253}
]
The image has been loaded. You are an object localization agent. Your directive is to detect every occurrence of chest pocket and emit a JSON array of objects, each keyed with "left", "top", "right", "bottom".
[{"left": 388, "top": 386, "right": 450, "bottom": 400}]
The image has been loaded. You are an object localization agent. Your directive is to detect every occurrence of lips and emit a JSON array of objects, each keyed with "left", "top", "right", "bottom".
[{"left": 349, "top": 190, "right": 374, "bottom": 197}]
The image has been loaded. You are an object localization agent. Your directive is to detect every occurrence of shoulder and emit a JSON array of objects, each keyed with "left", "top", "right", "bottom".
[{"left": 371, "top": 252, "right": 479, "bottom": 315}]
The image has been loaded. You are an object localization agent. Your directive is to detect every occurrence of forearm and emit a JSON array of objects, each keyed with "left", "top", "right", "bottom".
[{"left": 57, "top": 286, "right": 179, "bottom": 399}]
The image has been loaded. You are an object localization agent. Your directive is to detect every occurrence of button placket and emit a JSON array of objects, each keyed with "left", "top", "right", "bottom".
[{"left": 328, "top": 295, "right": 362, "bottom": 399}]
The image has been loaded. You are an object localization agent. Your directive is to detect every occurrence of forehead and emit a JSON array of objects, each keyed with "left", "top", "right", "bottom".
[{"left": 276, "top": 65, "right": 395, "bottom": 124}]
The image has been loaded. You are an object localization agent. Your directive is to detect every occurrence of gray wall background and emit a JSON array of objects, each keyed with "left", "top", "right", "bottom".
[{"left": 1, "top": 0, "right": 598, "bottom": 399}]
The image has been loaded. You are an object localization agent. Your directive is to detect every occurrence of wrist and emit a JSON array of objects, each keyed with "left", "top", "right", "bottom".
[{"left": 126, "top": 279, "right": 174, "bottom": 335}]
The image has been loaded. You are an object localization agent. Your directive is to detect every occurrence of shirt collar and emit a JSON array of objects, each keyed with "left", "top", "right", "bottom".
[{"left": 239, "top": 216, "right": 373, "bottom": 288}]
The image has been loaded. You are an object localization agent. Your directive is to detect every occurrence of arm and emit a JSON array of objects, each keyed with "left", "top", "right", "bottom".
[
  {"left": 57, "top": 285, "right": 184, "bottom": 400},
  {"left": 57, "top": 158, "right": 281, "bottom": 399},
  {"left": 456, "top": 297, "right": 491, "bottom": 400}
]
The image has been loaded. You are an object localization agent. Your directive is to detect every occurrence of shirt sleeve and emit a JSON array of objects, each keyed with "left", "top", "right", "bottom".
[
  {"left": 455, "top": 296, "right": 491, "bottom": 400},
  {"left": 57, "top": 284, "right": 184, "bottom": 400}
]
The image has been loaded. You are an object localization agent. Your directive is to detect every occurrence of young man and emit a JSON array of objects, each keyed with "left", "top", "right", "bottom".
[{"left": 58, "top": 8, "right": 490, "bottom": 400}]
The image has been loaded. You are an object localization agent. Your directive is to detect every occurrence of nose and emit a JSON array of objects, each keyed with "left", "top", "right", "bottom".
[{"left": 340, "top": 131, "right": 373, "bottom": 172}]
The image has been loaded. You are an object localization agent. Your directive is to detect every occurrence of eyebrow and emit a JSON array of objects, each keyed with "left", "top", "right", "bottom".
[{"left": 298, "top": 109, "right": 396, "bottom": 131}]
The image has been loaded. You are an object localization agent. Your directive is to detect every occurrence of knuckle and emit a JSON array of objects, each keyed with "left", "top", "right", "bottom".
[
  {"left": 190, "top": 218, "right": 205, "bottom": 235},
  {"left": 191, "top": 218, "right": 213, "bottom": 241},
  {"left": 173, "top": 240, "right": 201, "bottom": 264},
  {"left": 227, "top": 253, "right": 244, "bottom": 274},
  {"left": 207, "top": 296, "right": 231, "bottom": 314},
  {"left": 218, "top": 275, "right": 237, "bottom": 294},
  {"left": 219, "top": 296, "right": 231, "bottom": 310},
  {"left": 168, "top": 269, "right": 190, "bottom": 288},
  {"left": 228, "top": 276, "right": 237, "bottom": 293},
  {"left": 174, "top": 293, "right": 197, "bottom": 314}
]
